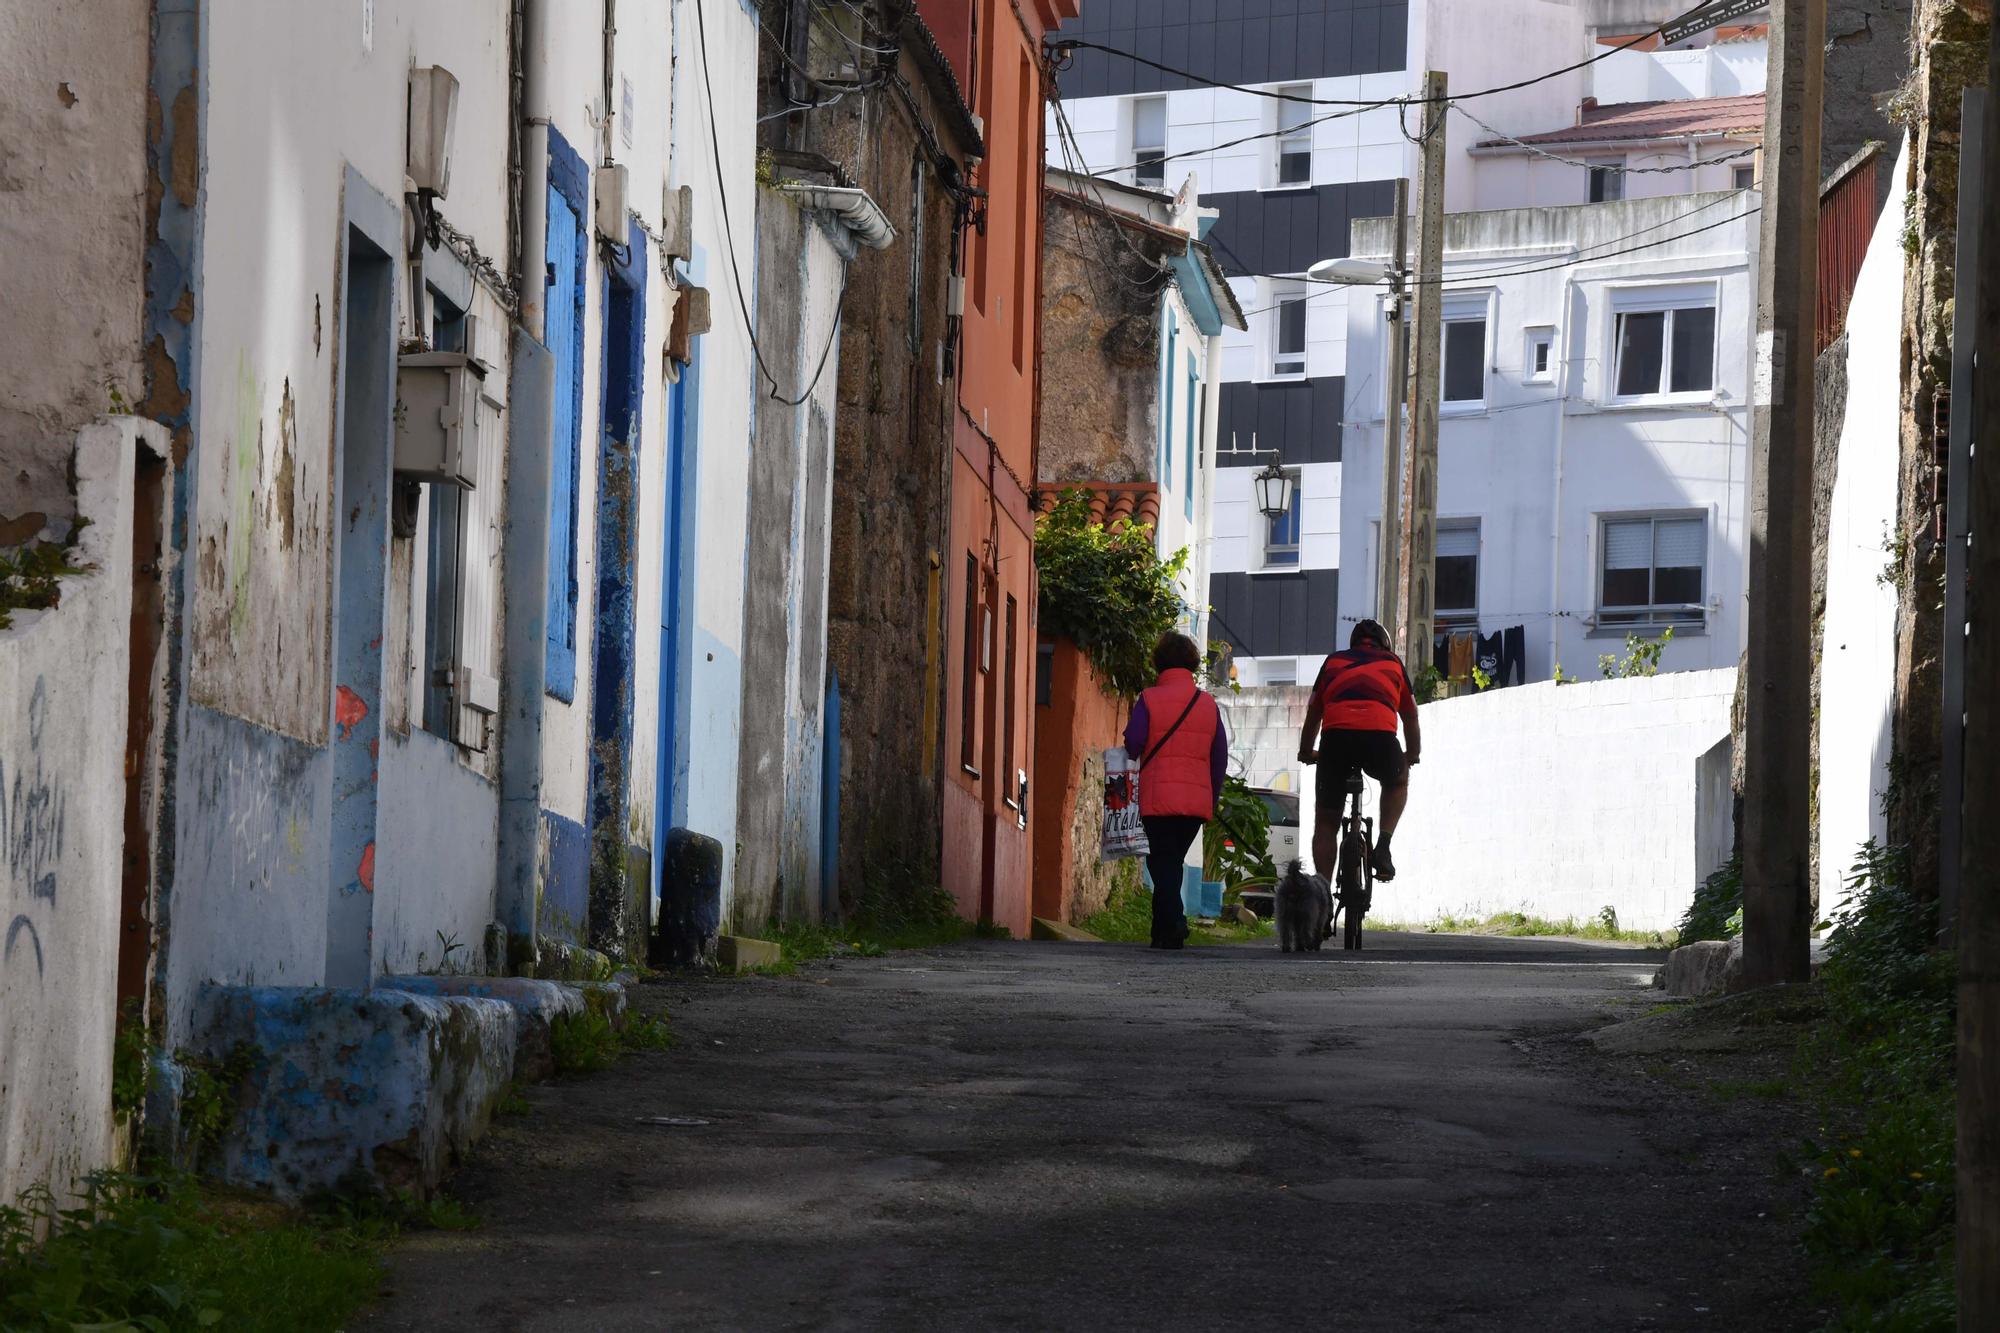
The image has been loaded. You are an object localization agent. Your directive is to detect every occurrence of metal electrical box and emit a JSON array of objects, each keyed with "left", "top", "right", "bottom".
[{"left": 394, "top": 350, "right": 485, "bottom": 488}]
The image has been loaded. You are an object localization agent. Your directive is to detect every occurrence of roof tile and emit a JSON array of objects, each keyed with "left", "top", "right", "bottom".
[{"left": 1034, "top": 482, "right": 1162, "bottom": 531}]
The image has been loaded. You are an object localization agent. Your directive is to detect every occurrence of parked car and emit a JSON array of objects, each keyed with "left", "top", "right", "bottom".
[{"left": 1235, "top": 786, "right": 1300, "bottom": 920}]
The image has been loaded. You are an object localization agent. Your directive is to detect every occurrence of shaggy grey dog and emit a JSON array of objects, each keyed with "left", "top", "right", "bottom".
[{"left": 1275, "top": 859, "right": 1332, "bottom": 953}]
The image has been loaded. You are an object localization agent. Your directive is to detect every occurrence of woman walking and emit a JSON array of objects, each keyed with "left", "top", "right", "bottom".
[{"left": 1123, "top": 633, "right": 1229, "bottom": 949}]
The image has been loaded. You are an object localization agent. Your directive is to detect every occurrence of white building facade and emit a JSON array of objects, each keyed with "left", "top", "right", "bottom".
[{"left": 1339, "top": 191, "right": 1762, "bottom": 684}]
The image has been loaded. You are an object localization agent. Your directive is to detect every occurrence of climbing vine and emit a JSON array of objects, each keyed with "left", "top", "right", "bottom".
[{"left": 1034, "top": 488, "right": 1189, "bottom": 700}]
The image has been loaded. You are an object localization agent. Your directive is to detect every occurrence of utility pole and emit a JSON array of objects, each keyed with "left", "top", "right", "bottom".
[
  {"left": 1376, "top": 177, "right": 1410, "bottom": 642},
  {"left": 1740, "top": 0, "right": 1822, "bottom": 989},
  {"left": 1397, "top": 71, "right": 1448, "bottom": 665},
  {"left": 1959, "top": 26, "right": 2000, "bottom": 1327}
]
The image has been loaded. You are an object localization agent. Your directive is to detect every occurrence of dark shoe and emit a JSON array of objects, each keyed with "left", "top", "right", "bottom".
[{"left": 1371, "top": 844, "right": 1397, "bottom": 882}]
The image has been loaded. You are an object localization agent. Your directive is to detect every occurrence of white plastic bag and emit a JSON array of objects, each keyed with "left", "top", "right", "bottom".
[{"left": 1100, "top": 746, "right": 1149, "bottom": 861}]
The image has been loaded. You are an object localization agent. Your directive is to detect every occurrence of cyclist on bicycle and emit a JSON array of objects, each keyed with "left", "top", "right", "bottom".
[{"left": 1298, "top": 619, "right": 1422, "bottom": 882}]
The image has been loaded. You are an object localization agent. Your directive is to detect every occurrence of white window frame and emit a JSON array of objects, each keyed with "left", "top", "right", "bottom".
[
  {"left": 1271, "top": 85, "right": 1315, "bottom": 190},
  {"left": 1261, "top": 468, "right": 1304, "bottom": 570},
  {"left": 1132, "top": 95, "right": 1167, "bottom": 189},
  {"left": 1268, "top": 280, "right": 1310, "bottom": 380},
  {"left": 1435, "top": 519, "right": 1480, "bottom": 627},
  {"left": 1439, "top": 290, "right": 1492, "bottom": 413},
  {"left": 1606, "top": 281, "right": 1721, "bottom": 407},
  {"left": 1594, "top": 508, "right": 1710, "bottom": 632},
  {"left": 1588, "top": 158, "right": 1625, "bottom": 203},
  {"left": 1523, "top": 325, "right": 1555, "bottom": 383}
]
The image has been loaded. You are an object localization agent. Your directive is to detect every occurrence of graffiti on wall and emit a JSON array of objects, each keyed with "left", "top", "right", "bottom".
[{"left": 2, "top": 678, "right": 67, "bottom": 980}]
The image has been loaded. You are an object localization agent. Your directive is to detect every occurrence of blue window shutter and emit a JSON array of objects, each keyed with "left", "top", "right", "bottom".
[{"left": 544, "top": 178, "right": 584, "bottom": 700}]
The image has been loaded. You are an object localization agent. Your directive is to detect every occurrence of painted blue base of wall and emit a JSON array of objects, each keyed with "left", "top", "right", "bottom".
[{"left": 539, "top": 809, "right": 590, "bottom": 946}]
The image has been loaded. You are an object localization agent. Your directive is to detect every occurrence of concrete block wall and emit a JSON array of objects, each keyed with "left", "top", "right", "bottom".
[
  {"left": 0, "top": 419, "right": 165, "bottom": 1208},
  {"left": 1377, "top": 668, "right": 1737, "bottom": 932}
]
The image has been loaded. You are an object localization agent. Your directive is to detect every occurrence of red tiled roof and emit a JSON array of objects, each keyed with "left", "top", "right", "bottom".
[
  {"left": 1488, "top": 93, "right": 1766, "bottom": 148},
  {"left": 1034, "top": 482, "right": 1161, "bottom": 531}
]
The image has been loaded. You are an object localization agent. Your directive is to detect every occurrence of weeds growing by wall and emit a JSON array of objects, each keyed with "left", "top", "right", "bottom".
[{"left": 1801, "top": 841, "right": 1955, "bottom": 1328}]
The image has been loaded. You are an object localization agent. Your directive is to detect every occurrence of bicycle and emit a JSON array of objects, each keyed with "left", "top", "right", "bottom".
[{"left": 1331, "top": 766, "right": 1375, "bottom": 951}]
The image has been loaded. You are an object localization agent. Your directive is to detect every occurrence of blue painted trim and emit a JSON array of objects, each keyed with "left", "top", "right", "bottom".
[
  {"left": 1169, "top": 248, "right": 1228, "bottom": 338},
  {"left": 538, "top": 809, "right": 591, "bottom": 945},
  {"left": 650, "top": 255, "right": 704, "bottom": 919},
  {"left": 1161, "top": 310, "right": 1177, "bottom": 489},
  {"left": 544, "top": 127, "right": 590, "bottom": 701},
  {"left": 587, "top": 221, "right": 648, "bottom": 949},
  {"left": 1184, "top": 365, "right": 1198, "bottom": 520}
]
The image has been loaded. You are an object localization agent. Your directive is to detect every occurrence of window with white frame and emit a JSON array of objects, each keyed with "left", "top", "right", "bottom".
[
  {"left": 1133, "top": 97, "right": 1167, "bottom": 187},
  {"left": 1442, "top": 296, "right": 1488, "bottom": 405},
  {"left": 1264, "top": 471, "right": 1303, "bottom": 567},
  {"left": 1435, "top": 520, "right": 1480, "bottom": 626},
  {"left": 1588, "top": 159, "right": 1625, "bottom": 203},
  {"left": 1271, "top": 284, "right": 1308, "bottom": 377},
  {"left": 1733, "top": 163, "right": 1756, "bottom": 191},
  {"left": 1524, "top": 326, "right": 1555, "bottom": 382},
  {"left": 1275, "top": 87, "right": 1313, "bottom": 186},
  {"left": 1599, "top": 512, "right": 1707, "bottom": 627},
  {"left": 1613, "top": 287, "right": 1717, "bottom": 399},
  {"left": 1261, "top": 658, "right": 1297, "bottom": 686}
]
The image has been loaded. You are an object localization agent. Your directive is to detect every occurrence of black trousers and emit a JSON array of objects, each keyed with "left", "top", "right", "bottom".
[{"left": 1141, "top": 815, "right": 1204, "bottom": 945}]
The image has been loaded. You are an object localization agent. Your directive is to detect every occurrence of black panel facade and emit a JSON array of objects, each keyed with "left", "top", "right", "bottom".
[
  {"left": 1057, "top": 1, "right": 1410, "bottom": 99},
  {"left": 1208, "top": 570, "right": 1342, "bottom": 659},
  {"left": 1218, "top": 380, "right": 1342, "bottom": 467},
  {"left": 1202, "top": 180, "right": 1399, "bottom": 276}
]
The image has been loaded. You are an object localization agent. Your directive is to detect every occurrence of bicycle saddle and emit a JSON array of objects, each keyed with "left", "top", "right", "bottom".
[{"left": 1343, "top": 768, "right": 1364, "bottom": 795}]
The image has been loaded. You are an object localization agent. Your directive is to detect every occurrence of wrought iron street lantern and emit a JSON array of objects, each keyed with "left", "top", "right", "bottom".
[{"left": 1253, "top": 462, "right": 1294, "bottom": 520}]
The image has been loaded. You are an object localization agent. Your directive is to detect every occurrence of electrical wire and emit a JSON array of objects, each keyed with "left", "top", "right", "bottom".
[
  {"left": 691, "top": 0, "right": 846, "bottom": 407},
  {"left": 1047, "top": 18, "right": 1670, "bottom": 108}
]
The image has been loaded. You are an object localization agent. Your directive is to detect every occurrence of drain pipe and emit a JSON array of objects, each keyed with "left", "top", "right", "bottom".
[
  {"left": 497, "top": 0, "right": 555, "bottom": 973},
  {"left": 1549, "top": 271, "right": 1578, "bottom": 679},
  {"left": 779, "top": 184, "right": 898, "bottom": 250}
]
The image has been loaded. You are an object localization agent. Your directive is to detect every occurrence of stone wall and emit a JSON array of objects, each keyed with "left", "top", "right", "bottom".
[{"left": 1889, "top": 0, "right": 1987, "bottom": 892}]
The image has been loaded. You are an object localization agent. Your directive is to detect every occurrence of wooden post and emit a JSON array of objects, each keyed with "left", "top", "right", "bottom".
[
  {"left": 1959, "top": 27, "right": 2000, "bottom": 1328},
  {"left": 1397, "top": 72, "right": 1447, "bottom": 666},
  {"left": 1377, "top": 178, "right": 1410, "bottom": 643},
  {"left": 1740, "top": 0, "right": 1822, "bottom": 989}
]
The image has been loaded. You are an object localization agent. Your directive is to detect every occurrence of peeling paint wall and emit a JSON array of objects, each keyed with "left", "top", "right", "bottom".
[
  {"left": 734, "top": 190, "right": 844, "bottom": 927},
  {"left": 1, "top": 419, "right": 162, "bottom": 1208},
  {"left": 0, "top": 4, "right": 150, "bottom": 536}
]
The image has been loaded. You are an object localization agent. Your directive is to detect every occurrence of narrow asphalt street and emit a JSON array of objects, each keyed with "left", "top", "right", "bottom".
[{"left": 360, "top": 934, "right": 1812, "bottom": 1332}]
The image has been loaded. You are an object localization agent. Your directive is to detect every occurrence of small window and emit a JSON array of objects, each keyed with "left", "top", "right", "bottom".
[
  {"left": 1599, "top": 513, "right": 1707, "bottom": 627},
  {"left": 1443, "top": 316, "right": 1486, "bottom": 404},
  {"left": 1436, "top": 521, "right": 1479, "bottom": 626},
  {"left": 1261, "top": 658, "right": 1297, "bottom": 687},
  {"left": 1264, "top": 472, "right": 1303, "bottom": 568},
  {"left": 1525, "top": 326, "right": 1554, "bottom": 382},
  {"left": 1588, "top": 160, "right": 1625, "bottom": 203},
  {"left": 1733, "top": 164, "right": 1756, "bottom": 191},
  {"left": 1614, "top": 303, "right": 1717, "bottom": 398},
  {"left": 1272, "top": 285, "right": 1308, "bottom": 377},
  {"left": 1275, "top": 87, "right": 1313, "bottom": 186},
  {"left": 1133, "top": 97, "right": 1167, "bottom": 187}
]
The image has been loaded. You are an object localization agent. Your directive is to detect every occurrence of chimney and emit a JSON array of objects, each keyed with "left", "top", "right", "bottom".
[{"left": 1578, "top": 96, "right": 1598, "bottom": 124}]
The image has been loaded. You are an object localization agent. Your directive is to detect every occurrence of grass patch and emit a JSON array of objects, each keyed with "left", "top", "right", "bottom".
[
  {"left": 1378, "top": 909, "right": 1674, "bottom": 947},
  {"left": 1080, "top": 879, "right": 1272, "bottom": 946},
  {"left": 759, "top": 859, "right": 1006, "bottom": 972},
  {"left": 495, "top": 1084, "right": 532, "bottom": 1117},
  {"left": 550, "top": 1006, "right": 677, "bottom": 1073},
  {"left": 1797, "top": 842, "right": 1955, "bottom": 1329},
  {"left": 0, "top": 1173, "right": 386, "bottom": 1332},
  {"left": 0, "top": 529, "right": 90, "bottom": 631}
]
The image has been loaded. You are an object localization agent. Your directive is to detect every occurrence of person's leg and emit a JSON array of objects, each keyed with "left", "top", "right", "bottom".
[
  {"left": 1141, "top": 817, "right": 1198, "bottom": 946},
  {"left": 1378, "top": 773, "right": 1409, "bottom": 843},
  {"left": 1364, "top": 734, "right": 1411, "bottom": 880},
  {"left": 1310, "top": 738, "right": 1342, "bottom": 879}
]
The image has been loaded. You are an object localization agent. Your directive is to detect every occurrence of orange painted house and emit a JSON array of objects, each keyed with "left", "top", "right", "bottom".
[{"left": 919, "top": 0, "right": 1080, "bottom": 936}]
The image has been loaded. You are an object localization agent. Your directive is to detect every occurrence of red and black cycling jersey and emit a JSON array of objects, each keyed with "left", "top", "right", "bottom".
[{"left": 1311, "top": 645, "right": 1415, "bottom": 734}]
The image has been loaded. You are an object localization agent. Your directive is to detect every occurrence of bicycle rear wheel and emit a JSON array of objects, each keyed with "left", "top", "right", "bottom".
[{"left": 1343, "top": 830, "right": 1371, "bottom": 951}]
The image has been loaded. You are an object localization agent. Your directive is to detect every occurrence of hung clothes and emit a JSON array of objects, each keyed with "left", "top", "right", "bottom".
[{"left": 1476, "top": 631, "right": 1502, "bottom": 683}]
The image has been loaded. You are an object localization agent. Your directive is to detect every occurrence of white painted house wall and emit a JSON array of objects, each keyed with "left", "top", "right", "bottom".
[
  {"left": 1340, "top": 192, "right": 1759, "bottom": 684},
  {"left": 1591, "top": 39, "right": 1769, "bottom": 106},
  {"left": 1380, "top": 668, "right": 1737, "bottom": 932},
  {"left": 0, "top": 419, "right": 163, "bottom": 1208},
  {"left": 1817, "top": 137, "right": 1909, "bottom": 916}
]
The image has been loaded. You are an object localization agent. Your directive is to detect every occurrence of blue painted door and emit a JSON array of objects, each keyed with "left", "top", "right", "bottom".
[
  {"left": 544, "top": 182, "right": 584, "bottom": 699},
  {"left": 651, "top": 339, "right": 698, "bottom": 917}
]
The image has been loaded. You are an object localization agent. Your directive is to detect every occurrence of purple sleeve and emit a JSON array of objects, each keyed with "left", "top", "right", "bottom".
[
  {"left": 1125, "top": 697, "right": 1150, "bottom": 757},
  {"left": 1211, "top": 709, "right": 1229, "bottom": 800}
]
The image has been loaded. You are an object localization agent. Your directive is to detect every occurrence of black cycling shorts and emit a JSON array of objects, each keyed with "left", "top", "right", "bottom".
[{"left": 1315, "top": 729, "right": 1408, "bottom": 811}]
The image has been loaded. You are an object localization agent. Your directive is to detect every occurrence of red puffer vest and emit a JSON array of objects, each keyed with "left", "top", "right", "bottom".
[{"left": 1137, "top": 668, "right": 1220, "bottom": 819}]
